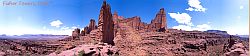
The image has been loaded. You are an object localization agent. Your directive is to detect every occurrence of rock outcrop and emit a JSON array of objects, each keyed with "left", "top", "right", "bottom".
[
  {"left": 119, "top": 8, "right": 167, "bottom": 32},
  {"left": 80, "top": 30, "right": 85, "bottom": 36},
  {"left": 225, "top": 43, "right": 249, "bottom": 56},
  {"left": 73, "top": 4, "right": 167, "bottom": 45},
  {"left": 182, "top": 39, "right": 207, "bottom": 51},
  {"left": 113, "top": 11, "right": 124, "bottom": 24},
  {"left": 223, "top": 36, "right": 249, "bottom": 56},
  {"left": 80, "top": 19, "right": 97, "bottom": 36},
  {"left": 98, "top": 1, "right": 115, "bottom": 45},
  {"left": 71, "top": 1, "right": 115, "bottom": 45},
  {"left": 88, "top": 19, "right": 97, "bottom": 32},
  {"left": 121, "top": 16, "right": 142, "bottom": 30},
  {"left": 72, "top": 28, "right": 80, "bottom": 40},
  {"left": 149, "top": 8, "right": 167, "bottom": 32}
]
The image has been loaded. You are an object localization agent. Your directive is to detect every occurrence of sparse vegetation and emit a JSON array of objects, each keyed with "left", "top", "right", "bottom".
[{"left": 78, "top": 50, "right": 85, "bottom": 56}]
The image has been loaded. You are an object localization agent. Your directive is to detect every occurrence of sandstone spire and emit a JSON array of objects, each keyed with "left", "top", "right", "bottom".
[
  {"left": 113, "top": 11, "right": 118, "bottom": 19},
  {"left": 88, "top": 19, "right": 96, "bottom": 31},
  {"left": 151, "top": 8, "right": 167, "bottom": 32},
  {"left": 113, "top": 11, "right": 118, "bottom": 24},
  {"left": 98, "top": 0, "right": 115, "bottom": 45},
  {"left": 72, "top": 28, "right": 80, "bottom": 40}
]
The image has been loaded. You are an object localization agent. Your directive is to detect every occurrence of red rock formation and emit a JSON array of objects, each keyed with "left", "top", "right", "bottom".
[
  {"left": 225, "top": 43, "right": 249, "bottom": 56},
  {"left": 98, "top": 1, "right": 115, "bottom": 45},
  {"left": 89, "top": 19, "right": 96, "bottom": 31},
  {"left": 121, "top": 16, "right": 141, "bottom": 30},
  {"left": 72, "top": 28, "right": 80, "bottom": 39},
  {"left": 113, "top": 11, "right": 118, "bottom": 21},
  {"left": 117, "top": 8, "right": 167, "bottom": 32},
  {"left": 113, "top": 11, "right": 119, "bottom": 25},
  {"left": 80, "top": 19, "right": 97, "bottom": 36},
  {"left": 139, "top": 22, "right": 148, "bottom": 30},
  {"left": 150, "top": 8, "right": 167, "bottom": 32},
  {"left": 113, "top": 11, "right": 124, "bottom": 24},
  {"left": 83, "top": 27, "right": 89, "bottom": 35},
  {"left": 80, "top": 30, "right": 85, "bottom": 36}
]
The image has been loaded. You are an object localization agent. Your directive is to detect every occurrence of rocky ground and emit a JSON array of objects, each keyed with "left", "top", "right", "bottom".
[
  {"left": 0, "top": 23, "right": 249, "bottom": 56},
  {"left": 0, "top": 37, "right": 85, "bottom": 56},
  {"left": 0, "top": 38, "right": 59, "bottom": 56},
  {"left": 113, "top": 23, "right": 249, "bottom": 56}
]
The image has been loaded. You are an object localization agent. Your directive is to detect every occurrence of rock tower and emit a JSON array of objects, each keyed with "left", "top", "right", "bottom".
[{"left": 98, "top": 1, "right": 115, "bottom": 45}]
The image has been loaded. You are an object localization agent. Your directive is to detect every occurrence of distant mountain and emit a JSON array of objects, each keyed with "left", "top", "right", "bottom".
[
  {"left": 0, "top": 34, "right": 69, "bottom": 40},
  {"left": 236, "top": 35, "right": 249, "bottom": 42},
  {"left": 237, "top": 35, "right": 249, "bottom": 38}
]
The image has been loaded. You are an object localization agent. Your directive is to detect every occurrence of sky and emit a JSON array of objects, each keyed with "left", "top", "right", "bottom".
[{"left": 0, "top": 0, "right": 248, "bottom": 35}]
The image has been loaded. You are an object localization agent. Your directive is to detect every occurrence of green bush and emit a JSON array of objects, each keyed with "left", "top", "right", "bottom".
[{"left": 78, "top": 50, "right": 85, "bottom": 56}]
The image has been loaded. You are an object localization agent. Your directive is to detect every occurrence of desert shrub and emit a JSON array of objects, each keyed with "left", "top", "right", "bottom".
[{"left": 78, "top": 50, "right": 85, "bottom": 56}]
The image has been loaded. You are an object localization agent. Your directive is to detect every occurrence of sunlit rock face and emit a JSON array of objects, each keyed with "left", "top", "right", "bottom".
[
  {"left": 72, "top": 28, "right": 80, "bottom": 39},
  {"left": 119, "top": 8, "right": 167, "bottom": 32},
  {"left": 112, "top": 11, "right": 124, "bottom": 25},
  {"left": 80, "top": 19, "right": 97, "bottom": 36},
  {"left": 98, "top": 1, "right": 115, "bottom": 45},
  {"left": 149, "top": 8, "right": 167, "bottom": 32},
  {"left": 88, "top": 19, "right": 97, "bottom": 32}
]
